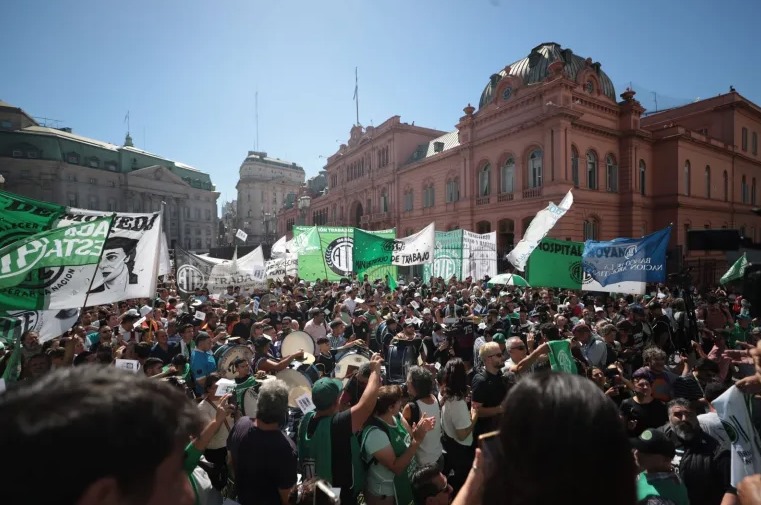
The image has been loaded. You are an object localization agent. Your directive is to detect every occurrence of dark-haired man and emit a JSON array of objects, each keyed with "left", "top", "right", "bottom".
[
  {"left": 190, "top": 332, "right": 217, "bottom": 395},
  {"left": 411, "top": 463, "right": 453, "bottom": 505},
  {"left": 0, "top": 366, "right": 202, "bottom": 505}
]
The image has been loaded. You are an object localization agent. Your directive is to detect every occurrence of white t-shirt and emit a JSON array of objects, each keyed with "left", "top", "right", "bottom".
[
  {"left": 713, "top": 385, "right": 761, "bottom": 486},
  {"left": 197, "top": 400, "right": 232, "bottom": 450},
  {"left": 344, "top": 298, "right": 357, "bottom": 314},
  {"left": 414, "top": 398, "right": 442, "bottom": 466},
  {"left": 441, "top": 397, "right": 472, "bottom": 446}
]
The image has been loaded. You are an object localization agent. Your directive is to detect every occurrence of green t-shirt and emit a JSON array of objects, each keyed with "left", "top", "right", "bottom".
[
  {"left": 636, "top": 471, "right": 689, "bottom": 505},
  {"left": 184, "top": 443, "right": 203, "bottom": 505}
]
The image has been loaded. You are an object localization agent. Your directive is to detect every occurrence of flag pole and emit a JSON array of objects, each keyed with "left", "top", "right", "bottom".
[{"left": 79, "top": 214, "right": 118, "bottom": 314}]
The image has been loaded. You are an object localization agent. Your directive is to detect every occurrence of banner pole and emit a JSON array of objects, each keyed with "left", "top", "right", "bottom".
[{"left": 79, "top": 214, "right": 118, "bottom": 315}]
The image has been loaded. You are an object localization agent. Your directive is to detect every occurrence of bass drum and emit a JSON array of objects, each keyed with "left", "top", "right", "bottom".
[
  {"left": 241, "top": 385, "right": 260, "bottom": 418},
  {"left": 334, "top": 347, "right": 372, "bottom": 381},
  {"left": 281, "top": 330, "right": 316, "bottom": 357},
  {"left": 387, "top": 339, "right": 418, "bottom": 384},
  {"left": 217, "top": 345, "right": 254, "bottom": 380},
  {"left": 276, "top": 368, "right": 314, "bottom": 409}
]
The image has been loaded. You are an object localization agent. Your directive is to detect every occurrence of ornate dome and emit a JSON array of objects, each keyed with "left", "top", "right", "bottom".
[{"left": 478, "top": 42, "right": 616, "bottom": 109}]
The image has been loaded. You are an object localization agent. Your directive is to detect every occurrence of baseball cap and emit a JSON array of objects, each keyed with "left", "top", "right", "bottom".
[
  {"left": 312, "top": 378, "right": 344, "bottom": 410},
  {"left": 630, "top": 429, "right": 675, "bottom": 458},
  {"left": 253, "top": 336, "right": 271, "bottom": 348},
  {"left": 492, "top": 332, "right": 506, "bottom": 344}
]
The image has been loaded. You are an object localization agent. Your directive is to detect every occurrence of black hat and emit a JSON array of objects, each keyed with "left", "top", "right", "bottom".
[
  {"left": 253, "top": 336, "right": 272, "bottom": 349},
  {"left": 630, "top": 429, "right": 675, "bottom": 458}
]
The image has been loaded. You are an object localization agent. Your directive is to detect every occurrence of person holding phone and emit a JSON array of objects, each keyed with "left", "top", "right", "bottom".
[{"left": 360, "top": 385, "right": 435, "bottom": 505}]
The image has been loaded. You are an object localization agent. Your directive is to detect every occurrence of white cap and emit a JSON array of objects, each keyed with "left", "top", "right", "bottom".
[
  {"left": 423, "top": 308, "right": 432, "bottom": 315},
  {"left": 140, "top": 305, "right": 153, "bottom": 317}
]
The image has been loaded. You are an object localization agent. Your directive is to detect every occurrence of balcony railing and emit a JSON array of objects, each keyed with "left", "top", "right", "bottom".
[
  {"left": 476, "top": 196, "right": 490, "bottom": 206},
  {"left": 497, "top": 193, "right": 514, "bottom": 203},
  {"left": 360, "top": 215, "right": 370, "bottom": 225},
  {"left": 373, "top": 212, "right": 388, "bottom": 221},
  {"left": 522, "top": 187, "right": 543, "bottom": 199}
]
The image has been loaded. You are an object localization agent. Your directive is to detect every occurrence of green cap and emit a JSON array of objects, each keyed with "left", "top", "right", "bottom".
[
  {"left": 311, "top": 378, "right": 344, "bottom": 410},
  {"left": 492, "top": 332, "right": 506, "bottom": 344}
]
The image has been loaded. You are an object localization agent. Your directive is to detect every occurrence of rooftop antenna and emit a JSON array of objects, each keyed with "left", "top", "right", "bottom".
[
  {"left": 651, "top": 92, "right": 658, "bottom": 112},
  {"left": 255, "top": 91, "right": 259, "bottom": 151},
  {"left": 353, "top": 67, "right": 360, "bottom": 126},
  {"left": 124, "top": 110, "right": 130, "bottom": 134}
]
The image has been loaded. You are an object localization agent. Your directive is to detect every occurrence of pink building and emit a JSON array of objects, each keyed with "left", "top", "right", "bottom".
[{"left": 278, "top": 43, "right": 761, "bottom": 285}]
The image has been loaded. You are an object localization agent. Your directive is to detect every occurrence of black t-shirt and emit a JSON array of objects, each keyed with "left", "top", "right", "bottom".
[
  {"left": 619, "top": 398, "right": 668, "bottom": 437},
  {"left": 316, "top": 352, "right": 336, "bottom": 376},
  {"left": 227, "top": 419, "right": 298, "bottom": 505},
  {"left": 346, "top": 322, "right": 370, "bottom": 344},
  {"left": 472, "top": 370, "right": 507, "bottom": 438}
]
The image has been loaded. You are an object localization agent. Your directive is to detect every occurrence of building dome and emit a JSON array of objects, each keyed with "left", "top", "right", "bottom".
[{"left": 478, "top": 42, "right": 616, "bottom": 109}]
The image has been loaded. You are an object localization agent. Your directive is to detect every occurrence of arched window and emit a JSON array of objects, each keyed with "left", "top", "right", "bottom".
[
  {"left": 752, "top": 177, "right": 757, "bottom": 205},
  {"left": 639, "top": 160, "right": 646, "bottom": 196},
  {"left": 606, "top": 154, "right": 618, "bottom": 192},
  {"left": 723, "top": 170, "right": 729, "bottom": 202},
  {"left": 583, "top": 218, "right": 599, "bottom": 241},
  {"left": 684, "top": 161, "right": 691, "bottom": 196},
  {"left": 500, "top": 157, "right": 515, "bottom": 194},
  {"left": 742, "top": 176, "right": 749, "bottom": 204},
  {"left": 586, "top": 151, "right": 598, "bottom": 190},
  {"left": 479, "top": 163, "right": 491, "bottom": 196},
  {"left": 446, "top": 178, "right": 460, "bottom": 202},
  {"left": 571, "top": 147, "right": 579, "bottom": 188},
  {"left": 705, "top": 165, "right": 711, "bottom": 198},
  {"left": 528, "top": 149, "right": 543, "bottom": 188}
]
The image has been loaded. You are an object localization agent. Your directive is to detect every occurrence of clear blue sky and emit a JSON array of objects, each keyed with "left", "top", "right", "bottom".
[{"left": 4, "top": 0, "right": 760, "bottom": 210}]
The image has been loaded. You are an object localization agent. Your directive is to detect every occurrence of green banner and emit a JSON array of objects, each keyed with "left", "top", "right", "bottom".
[
  {"left": 547, "top": 339, "right": 576, "bottom": 373},
  {"left": 353, "top": 228, "right": 393, "bottom": 280},
  {"left": 0, "top": 216, "right": 113, "bottom": 309},
  {"left": 423, "top": 230, "right": 464, "bottom": 282},
  {"left": 526, "top": 238, "right": 585, "bottom": 290},
  {"left": 0, "top": 190, "right": 67, "bottom": 249},
  {"left": 294, "top": 226, "right": 396, "bottom": 282}
]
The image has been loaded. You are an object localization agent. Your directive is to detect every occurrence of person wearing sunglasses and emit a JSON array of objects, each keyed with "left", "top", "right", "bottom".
[
  {"left": 411, "top": 463, "right": 453, "bottom": 505},
  {"left": 471, "top": 342, "right": 507, "bottom": 439}
]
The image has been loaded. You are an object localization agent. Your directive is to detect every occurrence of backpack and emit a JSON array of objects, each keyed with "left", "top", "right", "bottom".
[{"left": 406, "top": 396, "right": 441, "bottom": 425}]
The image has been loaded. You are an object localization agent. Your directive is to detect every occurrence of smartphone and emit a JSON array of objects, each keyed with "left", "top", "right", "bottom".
[
  {"left": 478, "top": 430, "right": 501, "bottom": 467},
  {"left": 314, "top": 479, "right": 340, "bottom": 505}
]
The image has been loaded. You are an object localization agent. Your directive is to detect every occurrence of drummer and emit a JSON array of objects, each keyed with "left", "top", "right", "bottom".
[
  {"left": 315, "top": 336, "right": 336, "bottom": 377},
  {"left": 251, "top": 336, "right": 305, "bottom": 375}
]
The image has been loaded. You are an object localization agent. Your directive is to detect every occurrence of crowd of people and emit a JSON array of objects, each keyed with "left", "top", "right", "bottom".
[{"left": 1, "top": 271, "right": 761, "bottom": 505}]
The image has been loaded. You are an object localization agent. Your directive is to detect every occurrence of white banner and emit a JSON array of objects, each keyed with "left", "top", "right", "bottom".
[
  {"left": 507, "top": 190, "right": 573, "bottom": 271},
  {"left": 271, "top": 235, "right": 287, "bottom": 259},
  {"left": 207, "top": 248, "right": 267, "bottom": 292},
  {"left": 391, "top": 223, "right": 435, "bottom": 266},
  {"left": 158, "top": 233, "right": 171, "bottom": 277},
  {"left": 0, "top": 308, "right": 81, "bottom": 343},
  {"left": 462, "top": 230, "right": 497, "bottom": 280},
  {"left": 59, "top": 210, "right": 162, "bottom": 305},
  {"left": 265, "top": 257, "right": 299, "bottom": 281},
  {"left": 235, "top": 229, "right": 248, "bottom": 242}
]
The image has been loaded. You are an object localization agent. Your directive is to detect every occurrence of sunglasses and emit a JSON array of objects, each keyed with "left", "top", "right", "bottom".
[{"left": 510, "top": 345, "right": 526, "bottom": 351}]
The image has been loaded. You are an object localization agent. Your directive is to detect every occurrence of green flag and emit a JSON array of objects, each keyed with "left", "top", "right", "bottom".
[
  {"left": 547, "top": 339, "right": 576, "bottom": 373},
  {"left": 291, "top": 226, "right": 321, "bottom": 253},
  {"left": 423, "top": 230, "right": 464, "bottom": 282},
  {"left": 353, "top": 228, "right": 393, "bottom": 279},
  {"left": 387, "top": 274, "right": 397, "bottom": 290},
  {"left": 526, "top": 238, "right": 586, "bottom": 289},
  {"left": 0, "top": 190, "right": 67, "bottom": 248},
  {"left": 720, "top": 254, "right": 749, "bottom": 285},
  {"left": 0, "top": 216, "right": 113, "bottom": 310}
]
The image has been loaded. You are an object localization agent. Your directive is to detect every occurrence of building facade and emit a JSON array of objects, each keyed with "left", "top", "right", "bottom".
[
  {"left": 0, "top": 100, "right": 219, "bottom": 251},
  {"left": 236, "top": 151, "right": 304, "bottom": 245},
  {"left": 277, "top": 42, "right": 761, "bottom": 284}
]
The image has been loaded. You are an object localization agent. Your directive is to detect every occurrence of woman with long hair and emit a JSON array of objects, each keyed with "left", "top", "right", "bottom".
[
  {"left": 439, "top": 358, "right": 477, "bottom": 493},
  {"left": 454, "top": 373, "right": 636, "bottom": 505}
]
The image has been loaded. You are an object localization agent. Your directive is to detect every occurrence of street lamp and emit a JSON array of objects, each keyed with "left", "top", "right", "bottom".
[{"left": 298, "top": 195, "right": 311, "bottom": 225}]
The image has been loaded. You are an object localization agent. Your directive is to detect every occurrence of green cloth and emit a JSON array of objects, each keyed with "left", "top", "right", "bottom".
[
  {"left": 721, "top": 253, "right": 749, "bottom": 285},
  {"left": 636, "top": 471, "right": 689, "bottom": 505},
  {"left": 360, "top": 415, "right": 415, "bottom": 505},
  {"left": 729, "top": 323, "right": 750, "bottom": 349},
  {"left": 526, "top": 238, "right": 587, "bottom": 289},
  {"left": 547, "top": 340, "right": 576, "bottom": 374},
  {"left": 234, "top": 375, "right": 257, "bottom": 411},
  {"left": 297, "top": 411, "right": 334, "bottom": 482},
  {"left": 184, "top": 443, "right": 203, "bottom": 505}
]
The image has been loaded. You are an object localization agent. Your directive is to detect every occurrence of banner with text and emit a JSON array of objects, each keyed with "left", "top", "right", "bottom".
[
  {"left": 206, "top": 248, "right": 267, "bottom": 292},
  {"left": 527, "top": 238, "right": 646, "bottom": 294},
  {"left": 0, "top": 217, "right": 114, "bottom": 310},
  {"left": 423, "top": 230, "right": 464, "bottom": 282},
  {"left": 582, "top": 227, "right": 671, "bottom": 286},
  {"left": 0, "top": 308, "right": 81, "bottom": 344},
  {"left": 294, "top": 226, "right": 397, "bottom": 282},
  {"left": 507, "top": 190, "right": 574, "bottom": 271},
  {"left": 462, "top": 230, "right": 498, "bottom": 280}
]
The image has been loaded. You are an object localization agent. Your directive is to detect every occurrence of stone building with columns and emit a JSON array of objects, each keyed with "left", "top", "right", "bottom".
[
  {"left": 0, "top": 100, "right": 219, "bottom": 251},
  {"left": 278, "top": 42, "right": 761, "bottom": 284},
  {"left": 236, "top": 151, "right": 304, "bottom": 245}
]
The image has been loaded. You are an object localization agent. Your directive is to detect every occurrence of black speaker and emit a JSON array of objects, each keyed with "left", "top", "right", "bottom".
[
  {"left": 687, "top": 229, "right": 741, "bottom": 251},
  {"left": 742, "top": 265, "right": 761, "bottom": 318}
]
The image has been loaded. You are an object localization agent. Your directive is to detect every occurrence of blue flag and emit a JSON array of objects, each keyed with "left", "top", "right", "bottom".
[{"left": 582, "top": 227, "right": 671, "bottom": 286}]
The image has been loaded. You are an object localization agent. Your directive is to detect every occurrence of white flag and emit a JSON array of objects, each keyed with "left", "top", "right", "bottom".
[
  {"left": 391, "top": 223, "right": 435, "bottom": 266},
  {"left": 207, "top": 247, "right": 267, "bottom": 292},
  {"left": 713, "top": 386, "right": 761, "bottom": 486},
  {"left": 271, "top": 235, "right": 287, "bottom": 259},
  {"left": 235, "top": 229, "right": 248, "bottom": 242},
  {"left": 158, "top": 233, "right": 171, "bottom": 277},
  {"left": 507, "top": 190, "right": 573, "bottom": 271}
]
